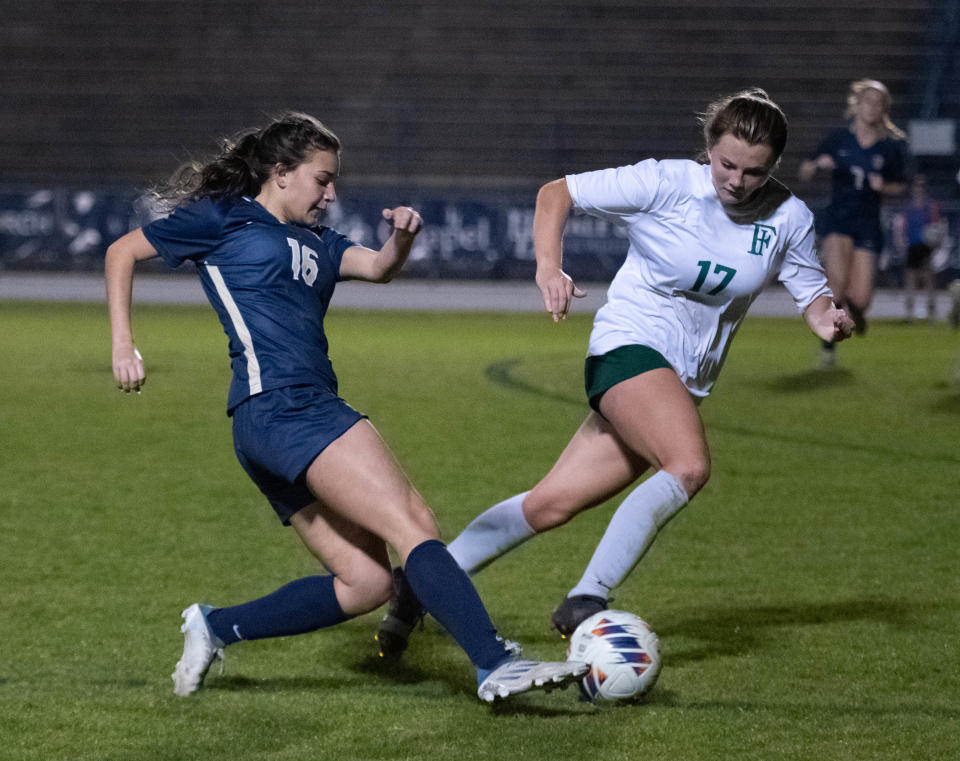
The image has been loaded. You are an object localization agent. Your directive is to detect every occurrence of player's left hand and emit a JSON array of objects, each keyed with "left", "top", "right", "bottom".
[
  {"left": 382, "top": 206, "right": 423, "bottom": 235},
  {"left": 113, "top": 346, "right": 146, "bottom": 394},
  {"left": 867, "top": 173, "right": 884, "bottom": 192}
]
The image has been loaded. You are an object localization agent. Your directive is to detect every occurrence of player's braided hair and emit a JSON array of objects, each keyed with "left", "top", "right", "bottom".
[
  {"left": 698, "top": 88, "right": 788, "bottom": 167},
  {"left": 151, "top": 112, "right": 341, "bottom": 209}
]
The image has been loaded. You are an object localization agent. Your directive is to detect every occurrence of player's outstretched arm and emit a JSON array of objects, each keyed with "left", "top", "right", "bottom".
[
  {"left": 797, "top": 154, "right": 834, "bottom": 183},
  {"left": 533, "top": 179, "right": 586, "bottom": 322},
  {"left": 105, "top": 229, "right": 157, "bottom": 393},
  {"left": 803, "top": 295, "right": 855, "bottom": 343},
  {"left": 339, "top": 206, "right": 423, "bottom": 283}
]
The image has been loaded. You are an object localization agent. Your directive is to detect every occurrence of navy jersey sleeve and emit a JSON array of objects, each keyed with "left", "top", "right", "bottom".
[
  {"left": 308, "top": 224, "right": 358, "bottom": 282},
  {"left": 142, "top": 197, "right": 226, "bottom": 269}
]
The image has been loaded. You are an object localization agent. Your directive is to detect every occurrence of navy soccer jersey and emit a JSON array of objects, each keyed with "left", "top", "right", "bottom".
[
  {"left": 142, "top": 195, "right": 358, "bottom": 413},
  {"left": 814, "top": 128, "right": 906, "bottom": 225}
]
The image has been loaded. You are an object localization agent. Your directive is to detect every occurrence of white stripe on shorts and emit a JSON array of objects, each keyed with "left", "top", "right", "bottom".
[{"left": 205, "top": 263, "right": 262, "bottom": 396}]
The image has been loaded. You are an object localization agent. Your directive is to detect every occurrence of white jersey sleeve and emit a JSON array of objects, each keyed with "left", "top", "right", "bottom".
[
  {"left": 566, "top": 159, "right": 663, "bottom": 225},
  {"left": 777, "top": 207, "right": 832, "bottom": 313}
]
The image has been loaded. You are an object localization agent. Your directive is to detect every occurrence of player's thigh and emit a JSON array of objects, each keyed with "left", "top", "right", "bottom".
[
  {"left": 524, "top": 412, "right": 649, "bottom": 530},
  {"left": 289, "top": 501, "right": 393, "bottom": 615},
  {"left": 304, "top": 419, "right": 439, "bottom": 560},
  {"left": 599, "top": 367, "right": 709, "bottom": 495},
  {"left": 846, "top": 248, "right": 876, "bottom": 305}
]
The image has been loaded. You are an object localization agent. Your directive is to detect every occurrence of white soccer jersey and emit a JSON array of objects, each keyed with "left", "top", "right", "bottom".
[{"left": 566, "top": 158, "right": 831, "bottom": 397}]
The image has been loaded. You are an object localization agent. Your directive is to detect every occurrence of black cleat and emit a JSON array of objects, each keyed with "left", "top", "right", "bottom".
[
  {"left": 550, "top": 594, "right": 608, "bottom": 638},
  {"left": 845, "top": 301, "right": 868, "bottom": 336},
  {"left": 375, "top": 567, "right": 424, "bottom": 658}
]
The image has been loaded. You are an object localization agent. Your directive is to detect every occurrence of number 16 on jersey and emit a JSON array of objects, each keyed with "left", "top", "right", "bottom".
[{"left": 288, "top": 237, "right": 319, "bottom": 287}]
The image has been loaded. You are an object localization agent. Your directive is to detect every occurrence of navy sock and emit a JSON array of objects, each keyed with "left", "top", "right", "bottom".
[
  {"left": 205, "top": 575, "right": 348, "bottom": 646},
  {"left": 403, "top": 539, "right": 509, "bottom": 672}
]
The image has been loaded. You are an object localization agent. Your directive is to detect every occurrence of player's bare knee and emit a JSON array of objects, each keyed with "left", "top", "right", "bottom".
[
  {"left": 383, "top": 494, "right": 439, "bottom": 555},
  {"left": 671, "top": 457, "right": 710, "bottom": 498},
  {"left": 404, "top": 496, "right": 440, "bottom": 540},
  {"left": 522, "top": 490, "right": 576, "bottom": 531}
]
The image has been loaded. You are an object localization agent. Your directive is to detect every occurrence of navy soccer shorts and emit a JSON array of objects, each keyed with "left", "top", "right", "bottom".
[
  {"left": 906, "top": 242, "right": 933, "bottom": 269},
  {"left": 232, "top": 384, "right": 366, "bottom": 524},
  {"left": 819, "top": 206, "right": 883, "bottom": 254}
]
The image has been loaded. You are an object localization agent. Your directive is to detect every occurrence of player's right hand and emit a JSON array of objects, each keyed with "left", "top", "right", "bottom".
[
  {"left": 113, "top": 346, "right": 146, "bottom": 393},
  {"left": 536, "top": 267, "right": 587, "bottom": 322},
  {"left": 815, "top": 154, "right": 835, "bottom": 170},
  {"left": 381, "top": 206, "right": 423, "bottom": 235}
]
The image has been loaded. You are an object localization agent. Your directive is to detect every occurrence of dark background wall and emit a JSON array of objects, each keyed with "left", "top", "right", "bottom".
[
  {"left": 2, "top": 0, "right": 952, "bottom": 191},
  {"left": 2, "top": 1, "right": 958, "bottom": 280}
]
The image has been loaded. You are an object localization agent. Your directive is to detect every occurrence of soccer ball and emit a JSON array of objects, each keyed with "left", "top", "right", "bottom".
[{"left": 567, "top": 610, "right": 661, "bottom": 702}]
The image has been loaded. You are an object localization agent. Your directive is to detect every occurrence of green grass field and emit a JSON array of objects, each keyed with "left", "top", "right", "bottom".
[{"left": 1, "top": 299, "right": 958, "bottom": 761}]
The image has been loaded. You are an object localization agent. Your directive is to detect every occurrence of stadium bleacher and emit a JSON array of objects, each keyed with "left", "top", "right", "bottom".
[{"left": 0, "top": 1, "right": 956, "bottom": 279}]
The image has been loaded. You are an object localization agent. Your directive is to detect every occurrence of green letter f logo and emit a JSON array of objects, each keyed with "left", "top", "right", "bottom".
[{"left": 749, "top": 224, "right": 776, "bottom": 256}]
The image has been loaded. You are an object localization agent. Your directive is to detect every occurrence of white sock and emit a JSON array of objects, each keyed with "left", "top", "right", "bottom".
[
  {"left": 569, "top": 470, "right": 688, "bottom": 599},
  {"left": 448, "top": 492, "right": 535, "bottom": 575}
]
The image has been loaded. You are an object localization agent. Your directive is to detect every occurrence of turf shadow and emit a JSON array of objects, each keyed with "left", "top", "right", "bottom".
[
  {"left": 764, "top": 367, "right": 855, "bottom": 393},
  {"left": 486, "top": 691, "right": 595, "bottom": 718},
  {"left": 659, "top": 596, "right": 922, "bottom": 666},
  {"left": 203, "top": 655, "right": 432, "bottom": 693},
  {"left": 357, "top": 656, "right": 589, "bottom": 713},
  {"left": 207, "top": 674, "right": 342, "bottom": 692},
  {"left": 929, "top": 388, "right": 960, "bottom": 414},
  {"left": 208, "top": 668, "right": 589, "bottom": 715},
  {"left": 352, "top": 654, "right": 430, "bottom": 685}
]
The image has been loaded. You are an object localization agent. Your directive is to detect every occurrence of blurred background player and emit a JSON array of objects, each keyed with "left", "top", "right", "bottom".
[
  {"left": 893, "top": 174, "right": 944, "bottom": 323},
  {"left": 950, "top": 166, "right": 960, "bottom": 331},
  {"left": 106, "top": 111, "right": 585, "bottom": 702},
  {"left": 375, "top": 89, "right": 855, "bottom": 654},
  {"left": 798, "top": 78, "right": 908, "bottom": 367}
]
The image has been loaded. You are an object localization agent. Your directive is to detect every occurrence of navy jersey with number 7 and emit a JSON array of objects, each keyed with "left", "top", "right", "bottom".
[
  {"left": 814, "top": 128, "right": 906, "bottom": 223},
  {"left": 142, "top": 195, "right": 358, "bottom": 414}
]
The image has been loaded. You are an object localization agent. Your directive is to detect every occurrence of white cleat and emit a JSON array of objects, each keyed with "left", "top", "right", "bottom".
[
  {"left": 477, "top": 659, "right": 588, "bottom": 703},
  {"left": 172, "top": 603, "right": 223, "bottom": 697}
]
